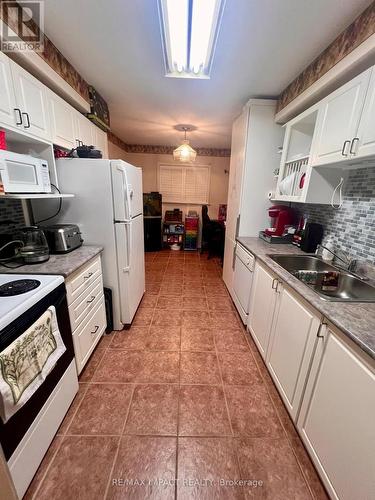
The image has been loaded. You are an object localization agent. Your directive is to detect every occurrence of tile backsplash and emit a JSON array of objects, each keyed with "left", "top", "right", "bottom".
[
  {"left": 294, "top": 167, "right": 375, "bottom": 264},
  {"left": 0, "top": 199, "right": 25, "bottom": 234}
]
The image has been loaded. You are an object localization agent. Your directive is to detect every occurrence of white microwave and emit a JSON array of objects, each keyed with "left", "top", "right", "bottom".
[{"left": 0, "top": 151, "right": 51, "bottom": 194}]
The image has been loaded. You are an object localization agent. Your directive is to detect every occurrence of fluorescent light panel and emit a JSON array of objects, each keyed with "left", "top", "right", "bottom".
[{"left": 159, "top": 0, "right": 225, "bottom": 78}]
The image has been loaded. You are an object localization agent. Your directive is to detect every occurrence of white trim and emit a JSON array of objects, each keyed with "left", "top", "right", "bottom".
[
  {"left": 275, "top": 34, "right": 375, "bottom": 124},
  {"left": 0, "top": 20, "right": 90, "bottom": 113}
]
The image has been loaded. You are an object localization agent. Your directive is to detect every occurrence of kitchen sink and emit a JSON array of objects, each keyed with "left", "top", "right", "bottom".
[
  {"left": 268, "top": 254, "right": 375, "bottom": 302},
  {"left": 269, "top": 254, "right": 338, "bottom": 273}
]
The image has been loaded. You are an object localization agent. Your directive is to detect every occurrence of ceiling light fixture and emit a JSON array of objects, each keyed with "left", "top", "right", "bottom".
[
  {"left": 173, "top": 126, "right": 197, "bottom": 163},
  {"left": 158, "top": 0, "right": 225, "bottom": 79}
]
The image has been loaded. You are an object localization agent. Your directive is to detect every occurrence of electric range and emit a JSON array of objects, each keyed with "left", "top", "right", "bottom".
[{"left": 0, "top": 274, "right": 64, "bottom": 330}]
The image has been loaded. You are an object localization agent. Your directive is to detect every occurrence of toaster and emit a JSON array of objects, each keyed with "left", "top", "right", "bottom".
[{"left": 44, "top": 224, "right": 83, "bottom": 254}]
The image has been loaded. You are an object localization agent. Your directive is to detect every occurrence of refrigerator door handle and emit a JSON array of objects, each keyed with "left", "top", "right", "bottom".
[
  {"left": 122, "top": 221, "right": 132, "bottom": 273},
  {"left": 116, "top": 164, "right": 131, "bottom": 220}
]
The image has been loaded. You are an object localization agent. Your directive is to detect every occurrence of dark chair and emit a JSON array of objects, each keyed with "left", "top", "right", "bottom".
[{"left": 201, "top": 205, "right": 225, "bottom": 261}]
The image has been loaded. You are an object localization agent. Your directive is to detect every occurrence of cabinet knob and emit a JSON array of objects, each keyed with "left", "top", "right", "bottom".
[
  {"left": 86, "top": 295, "right": 95, "bottom": 304},
  {"left": 91, "top": 325, "right": 99, "bottom": 335}
]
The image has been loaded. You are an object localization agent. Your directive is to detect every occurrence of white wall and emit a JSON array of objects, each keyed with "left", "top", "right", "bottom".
[{"left": 108, "top": 142, "right": 230, "bottom": 220}]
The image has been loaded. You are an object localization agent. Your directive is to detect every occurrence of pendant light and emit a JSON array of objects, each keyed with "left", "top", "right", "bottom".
[{"left": 173, "top": 126, "right": 197, "bottom": 163}]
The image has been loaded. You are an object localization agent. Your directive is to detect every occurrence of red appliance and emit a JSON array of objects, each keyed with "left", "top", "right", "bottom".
[{"left": 265, "top": 205, "right": 295, "bottom": 237}]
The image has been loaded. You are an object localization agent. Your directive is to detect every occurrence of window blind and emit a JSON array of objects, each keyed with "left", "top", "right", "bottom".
[{"left": 159, "top": 165, "right": 210, "bottom": 204}]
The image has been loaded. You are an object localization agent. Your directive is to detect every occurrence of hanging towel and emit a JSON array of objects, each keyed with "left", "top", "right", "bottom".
[{"left": 0, "top": 306, "right": 66, "bottom": 423}]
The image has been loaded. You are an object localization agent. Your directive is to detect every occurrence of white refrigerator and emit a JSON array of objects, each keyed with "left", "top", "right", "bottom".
[{"left": 43, "top": 158, "right": 145, "bottom": 330}]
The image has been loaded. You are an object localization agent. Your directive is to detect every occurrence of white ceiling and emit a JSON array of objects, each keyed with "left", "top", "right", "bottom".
[{"left": 43, "top": 0, "right": 370, "bottom": 149}]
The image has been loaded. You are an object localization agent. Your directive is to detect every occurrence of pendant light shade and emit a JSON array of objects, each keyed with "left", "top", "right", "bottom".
[{"left": 173, "top": 127, "right": 197, "bottom": 162}]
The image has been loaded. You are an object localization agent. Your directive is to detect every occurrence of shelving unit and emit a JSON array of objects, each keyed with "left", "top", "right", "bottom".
[
  {"left": 163, "top": 222, "right": 184, "bottom": 247},
  {"left": 184, "top": 215, "right": 199, "bottom": 250}
]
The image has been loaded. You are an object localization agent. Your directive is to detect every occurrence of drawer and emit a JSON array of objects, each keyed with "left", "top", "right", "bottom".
[
  {"left": 68, "top": 274, "right": 103, "bottom": 331},
  {"left": 66, "top": 255, "right": 102, "bottom": 305},
  {"left": 72, "top": 298, "right": 106, "bottom": 374},
  {"left": 235, "top": 243, "right": 255, "bottom": 270}
]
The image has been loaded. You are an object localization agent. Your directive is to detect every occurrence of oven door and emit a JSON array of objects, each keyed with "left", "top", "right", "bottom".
[
  {"left": 0, "top": 283, "right": 75, "bottom": 460},
  {"left": 0, "top": 152, "right": 44, "bottom": 193}
]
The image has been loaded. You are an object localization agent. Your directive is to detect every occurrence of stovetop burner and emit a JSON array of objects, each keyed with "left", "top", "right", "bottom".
[{"left": 0, "top": 279, "right": 41, "bottom": 297}]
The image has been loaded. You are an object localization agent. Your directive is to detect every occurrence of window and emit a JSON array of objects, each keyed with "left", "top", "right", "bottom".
[{"left": 159, "top": 164, "right": 210, "bottom": 204}]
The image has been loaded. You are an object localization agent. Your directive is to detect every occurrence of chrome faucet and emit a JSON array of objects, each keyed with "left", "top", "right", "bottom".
[{"left": 315, "top": 244, "right": 368, "bottom": 281}]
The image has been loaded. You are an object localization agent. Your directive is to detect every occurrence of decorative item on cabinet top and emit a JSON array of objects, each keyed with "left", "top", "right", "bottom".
[{"left": 87, "top": 86, "right": 110, "bottom": 132}]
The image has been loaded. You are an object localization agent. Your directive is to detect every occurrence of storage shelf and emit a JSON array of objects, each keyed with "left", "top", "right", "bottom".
[{"left": 0, "top": 193, "right": 74, "bottom": 199}]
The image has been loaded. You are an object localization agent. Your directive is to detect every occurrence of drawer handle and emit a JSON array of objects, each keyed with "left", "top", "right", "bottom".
[
  {"left": 84, "top": 272, "right": 93, "bottom": 280},
  {"left": 86, "top": 295, "right": 96, "bottom": 304},
  {"left": 91, "top": 325, "right": 99, "bottom": 335}
]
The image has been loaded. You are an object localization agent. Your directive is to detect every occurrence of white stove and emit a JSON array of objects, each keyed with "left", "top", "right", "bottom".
[{"left": 0, "top": 274, "right": 64, "bottom": 331}]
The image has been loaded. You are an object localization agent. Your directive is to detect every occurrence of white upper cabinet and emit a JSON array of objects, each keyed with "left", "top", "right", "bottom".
[
  {"left": 311, "top": 68, "right": 371, "bottom": 166},
  {"left": 93, "top": 127, "right": 108, "bottom": 158},
  {"left": 266, "top": 285, "right": 321, "bottom": 420},
  {"left": 75, "top": 111, "right": 94, "bottom": 147},
  {"left": 0, "top": 51, "right": 18, "bottom": 129},
  {"left": 10, "top": 61, "right": 51, "bottom": 141},
  {"left": 225, "top": 110, "right": 248, "bottom": 242},
  {"left": 48, "top": 90, "right": 77, "bottom": 150},
  {"left": 355, "top": 68, "right": 375, "bottom": 159},
  {"left": 298, "top": 327, "right": 375, "bottom": 500}
]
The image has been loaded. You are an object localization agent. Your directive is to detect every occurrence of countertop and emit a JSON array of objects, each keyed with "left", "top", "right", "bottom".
[
  {"left": 237, "top": 237, "right": 375, "bottom": 361},
  {"left": 0, "top": 245, "right": 103, "bottom": 278}
]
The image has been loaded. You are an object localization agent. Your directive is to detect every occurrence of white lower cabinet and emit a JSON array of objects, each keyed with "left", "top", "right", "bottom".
[
  {"left": 248, "top": 257, "right": 375, "bottom": 500},
  {"left": 297, "top": 326, "right": 375, "bottom": 500},
  {"left": 66, "top": 255, "right": 107, "bottom": 374},
  {"left": 247, "top": 262, "right": 278, "bottom": 359},
  {"left": 266, "top": 284, "right": 321, "bottom": 420}
]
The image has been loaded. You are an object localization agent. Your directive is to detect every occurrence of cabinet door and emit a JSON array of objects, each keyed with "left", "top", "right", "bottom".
[
  {"left": 312, "top": 69, "right": 371, "bottom": 166},
  {"left": 0, "top": 52, "right": 18, "bottom": 129},
  {"left": 222, "top": 235, "right": 235, "bottom": 292},
  {"left": 93, "top": 127, "right": 108, "bottom": 158},
  {"left": 266, "top": 285, "right": 320, "bottom": 420},
  {"left": 75, "top": 112, "right": 94, "bottom": 146},
  {"left": 356, "top": 68, "right": 375, "bottom": 158},
  {"left": 225, "top": 109, "right": 248, "bottom": 242},
  {"left": 298, "top": 328, "right": 375, "bottom": 500},
  {"left": 11, "top": 61, "right": 51, "bottom": 141},
  {"left": 48, "top": 91, "right": 77, "bottom": 149},
  {"left": 247, "top": 263, "right": 277, "bottom": 359}
]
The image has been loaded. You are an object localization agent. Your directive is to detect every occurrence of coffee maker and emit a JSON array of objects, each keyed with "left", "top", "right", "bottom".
[{"left": 259, "top": 205, "right": 296, "bottom": 244}]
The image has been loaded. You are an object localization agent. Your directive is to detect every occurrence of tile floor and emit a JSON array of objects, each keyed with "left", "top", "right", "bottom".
[{"left": 25, "top": 250, "right": 329, "bottom": 500}]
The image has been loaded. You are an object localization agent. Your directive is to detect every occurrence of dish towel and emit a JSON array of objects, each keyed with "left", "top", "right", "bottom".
[{"left": 0, "top": 306, "right": 66, "bottom": 423}]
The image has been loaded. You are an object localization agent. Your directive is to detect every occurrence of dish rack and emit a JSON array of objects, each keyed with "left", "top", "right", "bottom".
[{"left": 277, "top": 156, "right": 309, "bottom": 198}]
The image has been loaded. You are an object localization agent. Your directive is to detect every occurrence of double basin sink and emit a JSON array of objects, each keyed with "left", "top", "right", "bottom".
[{"left": 268, "top": 254, "right": 375, "bottom": 302}]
